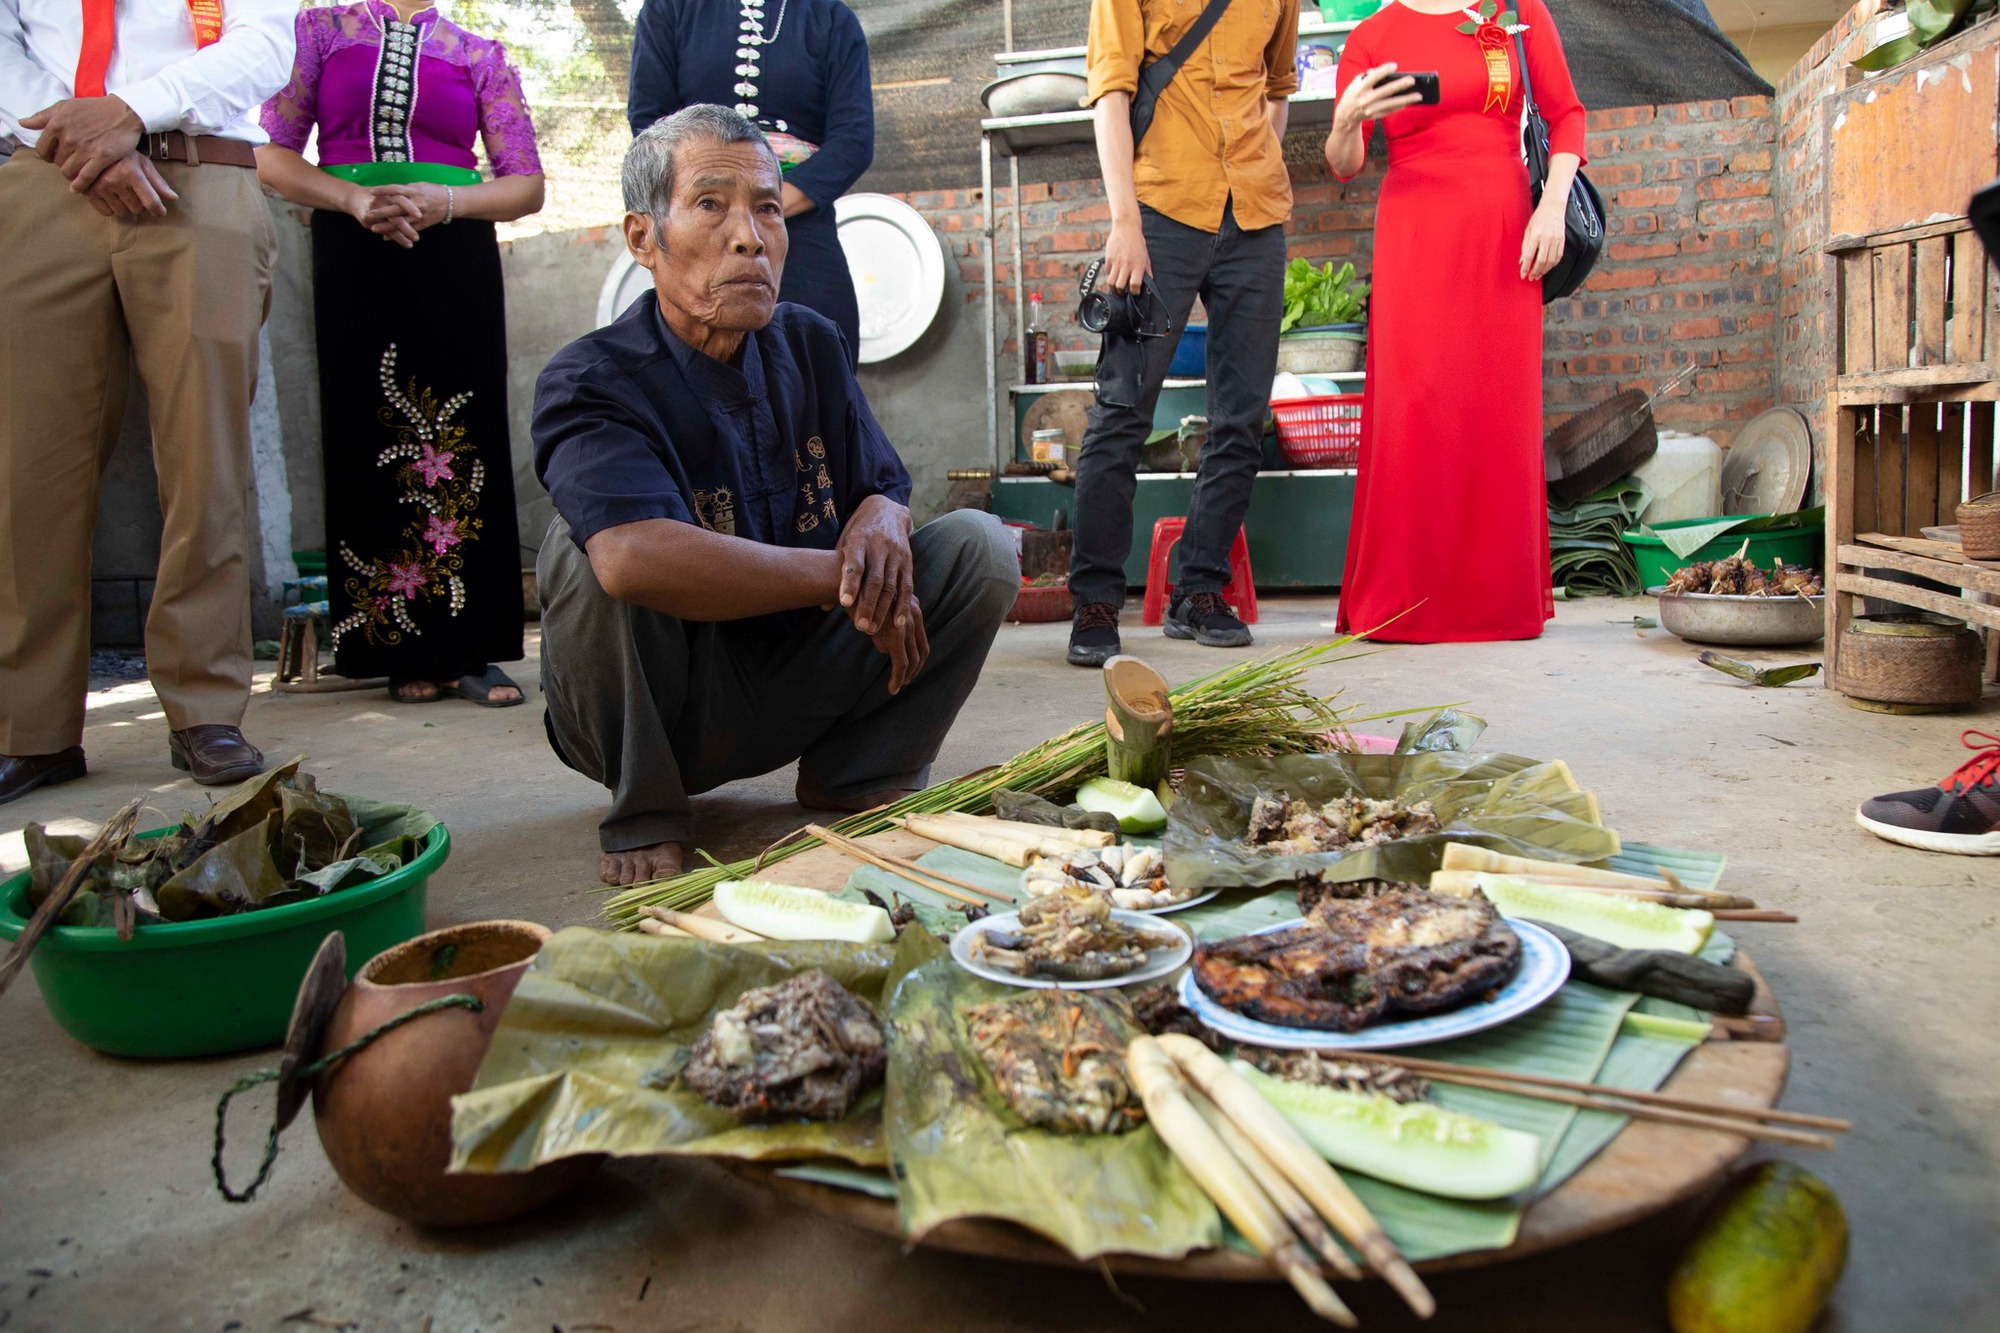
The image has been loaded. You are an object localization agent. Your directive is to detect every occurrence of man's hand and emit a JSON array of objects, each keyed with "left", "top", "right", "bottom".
[
  {"left": 22, "top": 96, "right": 144, "bottom": 193},
  {"left": 871, "top": 593, "right": 930, "bottom": 695},
  {"left": 1102, "top": 216, "right": 1151, "bottom": 295},
  {"left": 81, "top": 152, "right": 179, "bottom": 218},
  {"left": 833, "top": 495, "right": 914, "bottom": 636}
]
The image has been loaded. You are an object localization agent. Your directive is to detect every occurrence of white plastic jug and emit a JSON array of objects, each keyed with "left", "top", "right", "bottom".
[{"left": 1634, "top": 431, "right": 1723, "bottom": 524}]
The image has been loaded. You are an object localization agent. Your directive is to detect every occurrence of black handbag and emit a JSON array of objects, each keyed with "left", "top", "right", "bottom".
[
  {"left": 1130, "top": 0, "right": 1236, "bottom": 149},
  {"left": 1515, "top": 30, "right": 1604, "bottom": 304}
]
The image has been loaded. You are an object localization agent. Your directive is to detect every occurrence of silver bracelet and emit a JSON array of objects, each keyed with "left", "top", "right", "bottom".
[{"left": 443, "top": 185, "right": 454, "bottom": 224}]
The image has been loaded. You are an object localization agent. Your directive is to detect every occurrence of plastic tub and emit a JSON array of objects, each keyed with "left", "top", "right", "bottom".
[
  {"left": 1620, "top": 518, "right": 1823, "bottom": 591},
  {"left": 1169, "top": 324, "right": 1207, "bottom": 378},
  {"left": 0, "top": 821, "right": 447, "bottom": 1058}
]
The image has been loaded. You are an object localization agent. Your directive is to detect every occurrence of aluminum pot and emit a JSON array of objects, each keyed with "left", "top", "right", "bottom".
[
  {"left": 980, "top": 72, "right": 1088, "bottom": 119},
  {"left": 313, "top": 919, "right": 599, "bottom": 1226},
  {"left": 1651, "top": 589, "right": 1825, "bottom": 646}
]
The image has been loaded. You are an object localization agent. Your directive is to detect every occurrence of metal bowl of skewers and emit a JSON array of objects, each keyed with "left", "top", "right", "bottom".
[{"left": 1650, "top": 548, "right": 1825, "bottom": 647}]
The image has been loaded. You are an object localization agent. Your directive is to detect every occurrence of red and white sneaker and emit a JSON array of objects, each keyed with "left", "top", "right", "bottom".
[{"left": 1856, "top": 730, "right": 2000, "bottom": 855}]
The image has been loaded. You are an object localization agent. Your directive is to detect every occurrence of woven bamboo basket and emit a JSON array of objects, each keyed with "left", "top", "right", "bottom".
[
  {"left": 1957, "top": 490, "right": 2000, "bottom": 561},
  {"left": 1832, "top": 613, "right": 1985, "bottom": 712}
]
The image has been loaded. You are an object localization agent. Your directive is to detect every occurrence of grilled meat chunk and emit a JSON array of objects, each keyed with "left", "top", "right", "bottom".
[
  {"left": 1193, "top": 888, "right": 1522, "bottom": 1032},
  {"left": 965, "top": 991, "right": 1145, "bottom": 1135},
  {"left": 682, "top": 969, "right": 887, "bottom": 1122}
]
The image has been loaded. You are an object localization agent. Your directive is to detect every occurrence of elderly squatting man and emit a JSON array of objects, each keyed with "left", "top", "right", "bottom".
[{"left": 532, "top": 104, "right": 1019, "bottom": 887}]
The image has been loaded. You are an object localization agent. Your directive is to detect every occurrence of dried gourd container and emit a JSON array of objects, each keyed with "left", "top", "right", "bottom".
[
  {"left": 1832, "top": 613, "right": 1985, "bottom": 713},
  {"left": 1958, "top": 491, "right": 2000, "bottom": 562}
]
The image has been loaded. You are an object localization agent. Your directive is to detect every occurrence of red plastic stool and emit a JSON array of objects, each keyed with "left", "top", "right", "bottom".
[{"left": 1141, "top": 518, "right": 1258, "bottom": 626}]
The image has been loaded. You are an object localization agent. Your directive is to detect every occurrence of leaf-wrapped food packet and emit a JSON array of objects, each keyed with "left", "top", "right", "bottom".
[
  {"left": 190, "top": 756, "right": 305, "bottom": 848},
  {"left": 25, "top": 823, "right": 95, "bottom": 907},
  {"left": 272, "top": 771, "right": 357, "bottom": 876},
  {"left": 154, "top": 813, "right": 291, "bottom": 921},
  {"left": 1164, "top": 752, "right": 1623, "bottom": 896}
]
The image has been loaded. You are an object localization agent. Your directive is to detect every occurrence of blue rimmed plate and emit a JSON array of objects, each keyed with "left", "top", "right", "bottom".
[{"left": 1177, "top": 917, "right": 1570, "bottom": 1052}]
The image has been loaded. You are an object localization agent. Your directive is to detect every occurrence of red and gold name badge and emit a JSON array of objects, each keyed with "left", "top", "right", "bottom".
[
  {"left": 1455, "top": 2, "right": 1528, "bottom": 114},
  {"left": 185, "top": 0, "right": 225, "bottom": 47}
]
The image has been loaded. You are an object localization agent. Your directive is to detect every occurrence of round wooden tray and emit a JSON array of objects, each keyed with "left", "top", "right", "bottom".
[{"left": 720, "top": 832, "right": 1791, "bottom": 1281}]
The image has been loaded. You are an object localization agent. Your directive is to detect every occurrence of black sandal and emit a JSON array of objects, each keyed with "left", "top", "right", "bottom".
[{"left": 450, "top": 665, "right": 526, "bottom": 708}]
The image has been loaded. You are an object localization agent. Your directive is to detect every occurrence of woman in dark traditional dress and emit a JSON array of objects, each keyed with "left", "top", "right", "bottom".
[
  {"left": 255, "top": 0, "right": 544, "bottom": 704},
  {"left": 629, "top": 0, "right": 875, "bottom": 362}
]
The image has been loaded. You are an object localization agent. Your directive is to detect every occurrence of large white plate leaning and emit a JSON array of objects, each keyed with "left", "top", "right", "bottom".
[
  {"left": 835, "top": 192, "right": 945, "bottom": 364},
  {"left": 951, "top": 909, "right": 1193, "bottom": 990},
  {"left": 1176, "top": 917, "right": 1572, "bottom": 1052}
]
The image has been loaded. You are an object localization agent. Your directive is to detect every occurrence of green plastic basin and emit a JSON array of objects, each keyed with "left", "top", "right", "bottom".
[
  {"left": 1620, "top": 517, "right": 1823, "bottom": 591},
  {"left": 0, "top": 822, "right": 447, "bottom": 1059}
]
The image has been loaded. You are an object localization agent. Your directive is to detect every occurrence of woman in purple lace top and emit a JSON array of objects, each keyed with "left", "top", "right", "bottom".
[{"left": 254, "top": 1, "right": 545, "bottom": 706}]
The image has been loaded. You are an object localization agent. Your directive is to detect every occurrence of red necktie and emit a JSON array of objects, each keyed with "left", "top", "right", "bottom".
[{"left": 75, "top": 0, "right": 116, "bottom": 98}]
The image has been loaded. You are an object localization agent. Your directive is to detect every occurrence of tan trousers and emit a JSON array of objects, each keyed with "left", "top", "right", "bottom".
[{"left": 0, "top": 150, "right": 276, "bottom": 755}]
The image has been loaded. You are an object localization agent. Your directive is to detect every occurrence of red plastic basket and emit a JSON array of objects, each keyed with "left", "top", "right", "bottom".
[{"left": 1270, "top": 393, "right": 1363, "bottom": 469}]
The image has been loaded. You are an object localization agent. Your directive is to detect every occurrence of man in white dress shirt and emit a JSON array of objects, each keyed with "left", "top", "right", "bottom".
[{"left": 0, "top": 0, "right": 295, "bottom": 801}]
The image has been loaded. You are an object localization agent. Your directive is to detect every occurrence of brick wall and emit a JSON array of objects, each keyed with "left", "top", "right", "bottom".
[
  {"left": 1772, "top": 0, "right": 1880, "bottom": 494},
  {"left": 899, "top": 95, "right": 1786, "bottom": 450}
]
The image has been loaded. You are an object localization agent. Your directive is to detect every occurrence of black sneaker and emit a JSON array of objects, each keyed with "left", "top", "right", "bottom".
[
  {"left": 1164, "top": 591, "right": 1253, "bottom": 648},
  {"left": 1856, "top": 729, "right": 2000, "bottom": 855},
  {"left": 1067, "top": 601, "right": 1122, "bottom": 667}
]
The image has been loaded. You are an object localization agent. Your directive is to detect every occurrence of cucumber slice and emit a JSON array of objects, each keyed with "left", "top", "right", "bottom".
[
  {"left": 1235, "top": 1062, "right": 1543, "bottom": 1200},
  {"left": 713, "top": 880, "right": 894, "bottom": 944},
  {"left": 1075, "top": 777, "right": 1169, "bottom": 833},
  {"left": 1472, "top": 874, "right": 1714, "bottom": 954}
]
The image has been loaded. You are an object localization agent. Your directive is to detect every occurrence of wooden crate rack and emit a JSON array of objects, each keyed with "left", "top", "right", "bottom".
[{"left": 1826, "top": 219, "right": 2000, "bottom": 683}]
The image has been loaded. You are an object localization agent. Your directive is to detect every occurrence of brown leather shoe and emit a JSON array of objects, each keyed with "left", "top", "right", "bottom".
[
  {"left": 168, "top": 725, "right": 267, "bottom": 786},
  {"left": 0, "top": 747, "right": 87, "bottom": 807}
]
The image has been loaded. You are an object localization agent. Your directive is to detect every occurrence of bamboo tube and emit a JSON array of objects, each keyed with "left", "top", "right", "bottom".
[
  {"left": 931, "top": 811, "right": 1115, "bottom": 849},
  {"left": 1440, "top": 844, "right": 1746, "bottom": 906},
  {"left": 635, "top": 917, "right": 694, "bottom": 939},
  {"left": 1156, "top": 1035, "right": 1434, "bottom": 1320},
  {"left": 1428, "top": 869, "right": 1757, "bottom": 911},
  {"left": 641, "top": 906, "right": 763, "bottom": 944},
  {"left": 901, "top": 814, "right": 1037, "bottom": 866},
  {"left": 1343, "top": 1052, "right": 1849, "bottom": 1132},
  {"left": 918, "top": 813, "right": 1104, "bottom": 860},
  {"left": 806, "top": 825, "right": 1005, "bottom": 906},
  {"left": 1127, "top": 1039, "right": 1355, "bottom": 1326},
  {"left": 1187, "top": 1087, "right": 1364, "bottom": 1281},
  {"left": 1104, "top": 655, "right": 1174, "bottom": 789}
]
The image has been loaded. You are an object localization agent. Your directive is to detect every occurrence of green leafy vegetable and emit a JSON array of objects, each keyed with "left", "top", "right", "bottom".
[{"left": 1281, "top": 259, "right": 1369, "bottom": 332}]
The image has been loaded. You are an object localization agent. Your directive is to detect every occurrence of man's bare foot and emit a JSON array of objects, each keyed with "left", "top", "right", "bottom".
[
  {"left": 794, "top": 777, "right": 918, "bottom": 813},
  {"left": 600, "top": 841, "right": 685, "bottom": 886}
]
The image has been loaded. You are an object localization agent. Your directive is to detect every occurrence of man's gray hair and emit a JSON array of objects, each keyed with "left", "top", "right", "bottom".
[{"left": 622, "top": 105, "right": 773, "bottom": 215}]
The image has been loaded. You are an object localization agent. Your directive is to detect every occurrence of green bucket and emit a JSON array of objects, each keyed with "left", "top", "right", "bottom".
[
  {"left": 1620, "top": 517, "right": 1824, "bottom": 591},
  {"left": 0, "top": 821, "right": 447, "bottom": 1058}
]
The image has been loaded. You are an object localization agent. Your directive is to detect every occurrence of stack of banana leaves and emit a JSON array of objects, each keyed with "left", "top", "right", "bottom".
[{"left": 1548, "top": 476, "right": 1649, "bottom": 598}]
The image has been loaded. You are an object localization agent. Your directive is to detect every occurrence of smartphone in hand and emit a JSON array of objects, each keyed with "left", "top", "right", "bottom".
[{"left": 1405, "top": 71, "right": 1441, "bottom": 105}]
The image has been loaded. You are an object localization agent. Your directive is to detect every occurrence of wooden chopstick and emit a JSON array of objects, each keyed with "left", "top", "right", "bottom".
[
  {"left": 1352, "top": 1052, "right": 1849, "bottom": 1134},
  {"left": 1418, "top": 1069, "right": 1835, "bottom": 1148},
  {"left": 1711, "top": 909, "right": 1798, "bottom": 923},
  {"left": 805, "top": 824, "right": 1010, "bottom": 907}
]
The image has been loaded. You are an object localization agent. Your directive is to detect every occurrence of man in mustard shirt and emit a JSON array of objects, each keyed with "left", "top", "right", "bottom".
[{"left": 1067, "top": 0, "right": 1299, "bottom": 666}]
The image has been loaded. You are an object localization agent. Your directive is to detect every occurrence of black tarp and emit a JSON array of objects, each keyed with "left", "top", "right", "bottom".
[{"left": 850, "top": 0, "right": 1771, "bottom": 194}]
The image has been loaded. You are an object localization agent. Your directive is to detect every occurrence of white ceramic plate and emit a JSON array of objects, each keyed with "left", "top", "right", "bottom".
[
  {"left": 951, "top": 909, "right": 1193, "bottom": 990},
  {"left": 834, "top": 193, "right": 946, "bottom": 364},
  {"left": 1177, "top": 918, "right": 1571, "bottom": 1051}
]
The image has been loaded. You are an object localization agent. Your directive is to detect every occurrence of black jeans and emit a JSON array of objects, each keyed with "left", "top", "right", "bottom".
[{"left": 1069, "top": 200, "right": 1286, "bottom": 608}]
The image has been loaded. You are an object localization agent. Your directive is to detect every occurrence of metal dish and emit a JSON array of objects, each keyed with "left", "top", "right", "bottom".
[
  {"left": 1651, "top": 587, "right": 1826, "bottom": 646},
  {"left": 980, "top": 72, "right": 1088, "bottom": 119}
]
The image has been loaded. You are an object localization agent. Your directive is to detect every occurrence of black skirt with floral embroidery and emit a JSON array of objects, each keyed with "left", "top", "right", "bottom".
[{"left": 311, "top": 211, "right": 524, "bottom": 681}]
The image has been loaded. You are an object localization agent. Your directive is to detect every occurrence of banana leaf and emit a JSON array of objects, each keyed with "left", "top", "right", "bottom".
[
  {"left": 289, "top": 851, "right": 398, "bottom": 894},
  {"left": 272, "top": 772, "right": 357, "bottom": 877},
  {"left": 1164, "top": 752, "right": 1621, "bottom": 894},
  {"left": 450, "top": 927, "right": 929, "bottom": 1174},
  {"left": 191, "top": 756, "right": 304, "bottom": 847},
  {"left": 886, "top": 957, "right": 1222, "bottom": 1260},
  {"left": 153, "top": 813, "right": 291, "bottom": 921}
]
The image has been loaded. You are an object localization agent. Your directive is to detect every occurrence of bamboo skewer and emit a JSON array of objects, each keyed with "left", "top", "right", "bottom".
[
  {"left": 1438, "top": 844, "right": 1749, "bottom": 907},
  {"left": 1347, "top": 1052, "right": 1849, "bottom": 1135},
  {"left": 1428, "top": 869, "right": 1757, "bottom": 911},
  {"left": 1418, "top": 1070, "right": 1834, "bottom": 1148},
  {"left": 1711, "top": 909, "right": 1798, "bottom": 923},
  {"left": 805, "top": 824, "right": 1010, "bottom": 906}
]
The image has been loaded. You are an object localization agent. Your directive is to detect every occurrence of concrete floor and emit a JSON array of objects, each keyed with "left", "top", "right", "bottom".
[{"left": 2, "top": 595, "right": 1995, "bottom": 1332}]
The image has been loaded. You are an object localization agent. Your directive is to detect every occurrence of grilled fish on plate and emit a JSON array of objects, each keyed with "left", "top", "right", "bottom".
[{"left": 1191, "top": 888, "right": 1522, "bottom": 1032}]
